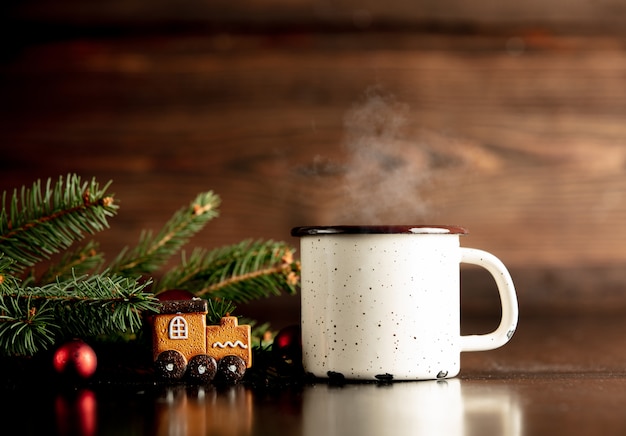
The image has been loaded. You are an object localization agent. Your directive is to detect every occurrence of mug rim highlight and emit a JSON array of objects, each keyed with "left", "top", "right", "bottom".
[{"left": 291, "top": 225, "right": 468, "bottom": 236}]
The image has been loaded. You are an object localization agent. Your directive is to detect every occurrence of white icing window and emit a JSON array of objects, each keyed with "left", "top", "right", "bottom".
[{"left": 168, "top": 316, "right": 188, "bottom": 339}]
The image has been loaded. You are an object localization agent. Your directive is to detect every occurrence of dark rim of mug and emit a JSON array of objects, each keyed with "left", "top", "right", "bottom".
[{"left": 291, "top": 225, "right": 468, "bottom": 236}]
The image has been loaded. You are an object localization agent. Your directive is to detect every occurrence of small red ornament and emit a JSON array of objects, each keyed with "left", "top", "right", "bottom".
[
  {"left": 53, "top": 339, "right": 98, "bottom": 379},
  {"left": 272, "top": 325, "right": 302, "bottom": 365}
]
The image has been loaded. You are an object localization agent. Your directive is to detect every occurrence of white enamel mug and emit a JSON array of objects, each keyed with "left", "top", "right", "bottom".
[{"left": 291, "top": 225, "right": 519, "bottom": 381}]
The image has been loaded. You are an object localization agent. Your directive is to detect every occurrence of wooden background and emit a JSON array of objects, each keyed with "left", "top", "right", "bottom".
[{"left": 3, "top": 1, "right": 626, "bottom": 326}]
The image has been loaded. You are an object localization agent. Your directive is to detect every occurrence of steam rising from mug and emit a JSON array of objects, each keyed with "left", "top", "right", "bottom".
[{"left": 335, "top": 87, "right": 432, "bottom": 223}]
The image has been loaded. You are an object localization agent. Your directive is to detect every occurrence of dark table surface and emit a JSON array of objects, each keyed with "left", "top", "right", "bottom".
[{"left": 4, "top": 315, "right": 626, "bottom": 435}]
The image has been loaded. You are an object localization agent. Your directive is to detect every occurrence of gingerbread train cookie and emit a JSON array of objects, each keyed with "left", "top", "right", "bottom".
[{"left": 152, "top": 298, "right": 252, "bottom": 384}]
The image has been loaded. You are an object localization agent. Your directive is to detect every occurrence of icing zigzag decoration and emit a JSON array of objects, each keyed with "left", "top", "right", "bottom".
[{"left": 212, "top": 340, "right": 249, "bottom": 349}]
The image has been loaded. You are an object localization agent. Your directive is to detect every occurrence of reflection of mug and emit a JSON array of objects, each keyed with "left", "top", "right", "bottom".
[
  {"left": 292, "top": 225, "right": 518, "bottom": 381},
  {"left": 302, "top": 380, "right": 522, "bottom": 436}
]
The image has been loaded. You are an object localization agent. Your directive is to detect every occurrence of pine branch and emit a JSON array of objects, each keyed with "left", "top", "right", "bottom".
[
  {"left": 0, "top": 272, "right": 159, "bottom": 357},
  {"left": 51, "top": 274, "right": 158, "bottom": 337},
  {"left": 0, "top": 256, "right": 20, "bottom": 293},
  {"left": 0, "top": 257, "right": 59, "bottom": 356},
  {"left": 157, "top": 240, "right": 300, "bottom": 303},
  {"left": 0, "top": 294, "right": 58, "bottom": 357},
  {"left": 109, "top": 191, "right": 220, "bottom": 277},
  {"left": 38, "top": 240, "right": 105, "bottom": 284},
  {"left": 0, "top": 174, "right": 117, "bottom": 274}
]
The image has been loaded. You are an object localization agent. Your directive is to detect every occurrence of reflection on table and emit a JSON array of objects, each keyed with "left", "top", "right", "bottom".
[
  {"left": 302, "top": 379, "right": 521, "bottom": 436},
  {"left": 153, "top": 385, "right": 253, "bottom": 436},
  {"left": 52, "top": 379, "right": 522, "bottom": 436},
  {"left": 21, "top": 316, "right": 626, "bottom": 435}
]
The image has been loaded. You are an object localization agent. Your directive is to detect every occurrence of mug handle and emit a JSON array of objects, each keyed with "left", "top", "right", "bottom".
[{"left": 459, "top": 248, "right": 519, "bottom": 352}]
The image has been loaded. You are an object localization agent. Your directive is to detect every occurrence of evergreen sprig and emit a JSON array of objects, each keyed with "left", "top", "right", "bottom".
[
  {"left": 0, "top": 271, "right": 157, "bottom": 357},
  {"left": 38, "top": 240, "right": 105, "bottom": 284},
  {"left": 156, "top": 239, "right": 300, "bottom": 303},
  {"left": 0, "top": 174, "right": 117, "bottom": 274},
  {"left": 108, "top": 191, "right": 220, "bottom": 276},
  {"left": 47, "top": 273, "right": 157, "bottom": 337},
  {"left": 0, "top": 294, "right": 57, "bottom": 357}
]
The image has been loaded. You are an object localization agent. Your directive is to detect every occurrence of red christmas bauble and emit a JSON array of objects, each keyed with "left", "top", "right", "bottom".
[
  {"left": 53, "top": 339, "right": 98, "bottom": 379},
  {"left": 272, "top": 325, "right": 302, "bottom": 364}
]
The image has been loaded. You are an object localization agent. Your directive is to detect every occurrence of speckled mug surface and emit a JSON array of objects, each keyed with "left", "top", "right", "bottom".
[{"left": 291, "top": 225, "right": 519, "bottom": 381}]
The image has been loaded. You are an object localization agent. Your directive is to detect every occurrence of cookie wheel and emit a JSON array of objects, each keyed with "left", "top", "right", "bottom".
[
  {"left": 216, "top": 355, "right": 247, "bottom": 384},
  {"left": 154, "top": 350, "right": 187, "bottom": 380},
  {"left": 187, "top": 354, "right": 218, "bottom": 384}
]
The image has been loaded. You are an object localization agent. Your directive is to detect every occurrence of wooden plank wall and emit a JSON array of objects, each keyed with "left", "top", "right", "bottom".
[{"left": 3, "top": 1, "right": 626, "bottom": 325}]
